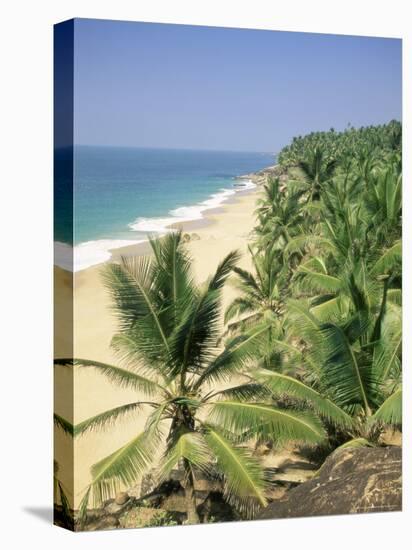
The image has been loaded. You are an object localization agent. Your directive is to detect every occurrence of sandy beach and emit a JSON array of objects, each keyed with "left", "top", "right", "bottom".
[{"left": 54, "top": 185, "right": 262, "bottom": 506}]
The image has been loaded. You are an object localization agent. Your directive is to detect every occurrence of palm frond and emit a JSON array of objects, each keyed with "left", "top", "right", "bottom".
[
  {"left": 287, "top": 300, "right": 321, "bottom": 344},
  {"left": 54, "top": 413, "right": 74, "bottom": 436},
  {"left": 319, "top": 321, "right": 373, "bottom": 413},
  {"left": 372, "top": 333, "right": 401, "bottom": 384},
  {"left": 370, "top": 388, "right": 402, "bottom": 426},
  {"left": 310, "top": 296, "right": 345, "bottom": 321},
  {"left": 159, "top": 430, "right": 213, "bottom": 480},
  {"left": 168, "top": 288, "right": 221, "bottom": 378},
  {"left": 204, "top": 427, "right": 267, "bottom": 518},
  {"left": 208, "top": 382, "right": 272, "bottom": 402},
  {"left": 255, "top": 371, "right": 353, "bottom": 427},
  {"left": 109, "top": 333, "right": 171, "bottom": 381},
  {"left": 102, "top": 260, "right": 171, "bottom": 357},
  {"left": 284, "top": 235, "right": 334, "bottom": 257},
  {"left": 207, "top": 250, "right": 241, "bottom": 292},
  {"left": 149, "top": 231, "right": 194, "bottom": 313},
  {"left": 77, "top": 487, "right": 91, "bottom": 528},
  {"left": 195, "top": 323, "right": 272, "bottom": 388},
  {"left": 224, "top": 297, "right": 257, "bottom": 325},
  {"left": 144, "top": 402, "right": 169, "bottom": 444},
  {"left": 55, "top": 358, "right": 164, "bottom": 396},
  {"left": 74, "top": 402, "right": 147, "bottom": 437},
  {"left": 370, "top": 241, "right": 401, "bottom": 276},
  {"left": 89, "top": 432, "right": 153, "bottom": 505},
  {"left": 297, "top": 268, "right": 341, "bottom": 294},
  {"left": 231, "top": 266, "right": 261, "bottom": 295},
  {"left": 208, "top": 401, "right": 325, "bottom": 444}
]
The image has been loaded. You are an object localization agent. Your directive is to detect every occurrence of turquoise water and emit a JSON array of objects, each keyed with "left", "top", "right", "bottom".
[{"left": 55, "top": 146, "right": 274, "bottom": 269}]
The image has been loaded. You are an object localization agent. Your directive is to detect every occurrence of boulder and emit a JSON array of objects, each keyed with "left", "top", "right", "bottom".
[
  {"left": 115, "top": 492, "right": 129, "bottom": 505},
  {"left": 258, "top": 446, "right": 402, "bottom": 520},
  {"left": 380, "top": 429, "right": 402, "bottom": 447}
]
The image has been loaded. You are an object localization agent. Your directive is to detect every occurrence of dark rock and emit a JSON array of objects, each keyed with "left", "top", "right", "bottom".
[
  {"left": 198, "top": 491, "right": 237, "bottom": 523},
  {"left": 258, "top": 446, "right": 402, "bottom": 520},
  {"left": 169, "top": 468, "right": 223, "bottom": 493}
]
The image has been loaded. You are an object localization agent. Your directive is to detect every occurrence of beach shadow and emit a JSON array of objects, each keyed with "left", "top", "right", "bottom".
[{"left": 23, "top": 506, "right": 53, "bottom": 524}]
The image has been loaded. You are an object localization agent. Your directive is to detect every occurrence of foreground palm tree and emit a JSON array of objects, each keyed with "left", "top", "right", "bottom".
[{"left": 55, "top": 232, "right": 325, "bottom": 525}]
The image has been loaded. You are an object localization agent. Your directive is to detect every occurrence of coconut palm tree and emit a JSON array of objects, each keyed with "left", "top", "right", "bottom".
[
  {"left": 223, "top": 244, "right": 295, "bottom": 372},
  {"left": 253, "top": 298, "right": 402, "bottom": 448},
  {"left": 224, "top": 244, "right": 288, "bottom": 335},
  {"left": 55, "top": 232, "right": 326, "bottom": 526},
  {"left": 254, "top": 177, "right": 306, "bottom": 250},
  {"left": 297, "top": 146, "right": 337, "bottom": 201}
]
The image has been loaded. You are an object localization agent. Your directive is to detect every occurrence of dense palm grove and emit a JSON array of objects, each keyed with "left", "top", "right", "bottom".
[
  {"left": 55, "top": 120, "right": 402, "bottom": 527},
  {"left": 231, "top": 120, "right": 402, "bottom": 446}
]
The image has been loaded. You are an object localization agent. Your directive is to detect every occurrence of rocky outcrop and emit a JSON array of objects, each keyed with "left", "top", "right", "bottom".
[
  {"left": 258, "top": 446, "right": 402, "bottom": 520},
  {"left": 75, "top": 446, "right": 401, "bottom": 530},
  {"left": 79, "top": 470, "right": 232, "bottom": 530},
  {"left": 80, "top": 480, "right": 179, "bottom": 530},
  {"left": 238, "top": 163, "right": 288, "bottom": 186}
]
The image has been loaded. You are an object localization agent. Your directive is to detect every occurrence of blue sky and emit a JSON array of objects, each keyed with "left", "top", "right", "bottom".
[{"left": 73, "top": 19, "right": 401, "bottom": 152}]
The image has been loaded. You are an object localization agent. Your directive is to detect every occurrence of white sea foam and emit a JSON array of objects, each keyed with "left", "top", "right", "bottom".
[
  {"left": 54, "top": 239, "right": 144, "bottom": 272},
  {"left": 129, "top": 180, "right": 255, "bottom": 234},
  {"left": 54, "top": 179, "right": 256, "bottom": 272}
]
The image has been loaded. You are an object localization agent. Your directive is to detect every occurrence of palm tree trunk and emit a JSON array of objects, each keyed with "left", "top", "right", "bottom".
[{"left": 182, "top": 458, "right": 200, "bottom": 524}]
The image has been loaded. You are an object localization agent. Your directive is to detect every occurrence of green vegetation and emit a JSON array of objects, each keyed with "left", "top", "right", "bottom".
[
  {"left": 54, "top": 120, "right": 401, "bottom": 527},
  {"left": 119, "top": 508, "right": 178, "bottom": 529},
  {"left": 229, "top": 120, "right": 402, "bottom": 449}
]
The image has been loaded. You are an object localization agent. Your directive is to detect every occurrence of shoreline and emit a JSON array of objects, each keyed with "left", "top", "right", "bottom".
[
  {"left": 54, "top": 163, "right": 278, "bottom": 272},
  {"left": 109, "top": 183, "right": 262, "bottom": 261}
]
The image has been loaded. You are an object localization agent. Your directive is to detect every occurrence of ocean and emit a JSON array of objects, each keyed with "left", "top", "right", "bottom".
[{"left": 54, "top": 146, "right": 274, "bottom": 271}]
